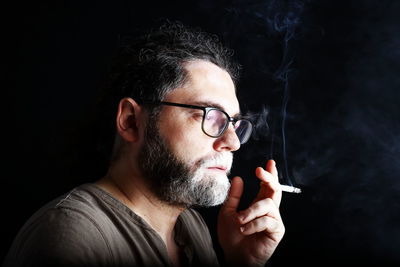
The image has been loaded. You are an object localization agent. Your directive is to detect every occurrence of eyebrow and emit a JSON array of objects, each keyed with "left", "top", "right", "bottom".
[{"left": 189, "top": 100, "right": 241, "bottom": 117}]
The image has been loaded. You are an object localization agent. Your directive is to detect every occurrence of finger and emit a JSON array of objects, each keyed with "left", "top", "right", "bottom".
[
  {"left": 255, "top": 167, "right": 278, "bottom": 187},
  {"left": 254, "top": 167, "right": 282, "bottom": 206},
  {"left": 221, "top": 176, "right": 243, "bottom": 212},
  {"left": 266, "top": 159, "right": 278, "bottom": 181},
  {"left": 240, "top": 216, "right": 284, "bottom": 236},
  {"left": 237, "top": 198, "right": 281, "bottom": 225}
]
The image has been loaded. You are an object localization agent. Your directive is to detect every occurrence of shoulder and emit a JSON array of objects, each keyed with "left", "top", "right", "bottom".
[
  {"left": 23, "top": 184, "right": 113, "bottom": 242},
  {"left": 4, "top": 184, "right": 114, "bottom": 266}
]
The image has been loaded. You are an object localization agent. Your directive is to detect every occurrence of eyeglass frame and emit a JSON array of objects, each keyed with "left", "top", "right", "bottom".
[{"left": 142, "top": 101, "right": 253, "bottom": 143}]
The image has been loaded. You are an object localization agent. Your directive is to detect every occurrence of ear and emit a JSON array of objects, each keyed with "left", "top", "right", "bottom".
[{"left": 115, "top": 97, "right": 144, "bottom": 142}]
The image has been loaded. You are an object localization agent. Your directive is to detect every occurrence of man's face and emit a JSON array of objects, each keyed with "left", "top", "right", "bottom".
[{"left": 138, "top": 60, "right": 241, "bottom": 207}]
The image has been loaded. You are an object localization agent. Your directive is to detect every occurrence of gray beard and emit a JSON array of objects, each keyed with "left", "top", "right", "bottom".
[{"left": 138, "top": 115, "right": 231, "bottom": 208}]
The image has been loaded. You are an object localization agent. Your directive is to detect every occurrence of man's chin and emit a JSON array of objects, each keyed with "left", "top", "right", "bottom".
[
  {"left": 202, "top": 189, "right": 229, "bottom": 207},
  {"left": 199, "top": 177, "right": 230, "bottom": 206}
]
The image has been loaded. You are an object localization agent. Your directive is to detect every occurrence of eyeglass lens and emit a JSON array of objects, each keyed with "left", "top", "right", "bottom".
[{"left": 203, "top": 109, "right": 252, "bottom": 144}]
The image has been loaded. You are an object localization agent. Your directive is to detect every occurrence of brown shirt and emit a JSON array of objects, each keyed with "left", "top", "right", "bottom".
[{"left": 4, "top": 184, "right": 220, "bottom": 267}]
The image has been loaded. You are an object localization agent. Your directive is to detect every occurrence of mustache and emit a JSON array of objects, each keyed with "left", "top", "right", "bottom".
[{"left": 195, "top": 152, "right": 234, "bottom": 174}]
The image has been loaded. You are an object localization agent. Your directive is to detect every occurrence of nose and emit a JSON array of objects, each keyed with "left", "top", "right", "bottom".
[{"left": 213, "top": 124, "right": 241, "bottom": 152}]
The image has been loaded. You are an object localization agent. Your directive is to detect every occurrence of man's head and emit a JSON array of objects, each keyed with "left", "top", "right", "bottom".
[
  {"left": 96, "top": 21, "right": 251, "bottom": 207},
  {"left": 97, "top": 21, "right": 239, "bottom": 129}
]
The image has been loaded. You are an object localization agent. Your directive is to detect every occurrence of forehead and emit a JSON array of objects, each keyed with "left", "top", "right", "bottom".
[{"left": 165, "top": 60, "right": 240, "bottom": 115}]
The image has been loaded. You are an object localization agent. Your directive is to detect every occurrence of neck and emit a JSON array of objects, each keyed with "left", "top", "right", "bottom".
[{"left": 95, "top": 161, "right": 185, "bottom": 244}]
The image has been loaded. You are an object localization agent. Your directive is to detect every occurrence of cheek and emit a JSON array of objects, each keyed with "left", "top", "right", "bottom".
[
  {"left": 158, "top": 109, "right": 215, "bottom": 160},
  {"left": 169, "top": 128, "right": 208, "bottom": 159},
  {"left": 165, "top": 123, "right": 214, "bottom": 161}
]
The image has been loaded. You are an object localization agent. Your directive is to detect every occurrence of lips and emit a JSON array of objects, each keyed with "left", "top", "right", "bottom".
[{"left": 207, "top": 166, "right": 228, "bottom": 172}]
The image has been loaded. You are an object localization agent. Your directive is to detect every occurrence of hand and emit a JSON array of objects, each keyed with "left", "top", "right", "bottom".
[{"left": 217, "top": 160, "right": 285, "bottom": 267}]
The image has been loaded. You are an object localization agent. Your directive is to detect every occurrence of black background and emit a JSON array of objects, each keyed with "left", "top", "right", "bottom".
[{"left": 4, "top": 0, "right": 400, "bottom": 266}]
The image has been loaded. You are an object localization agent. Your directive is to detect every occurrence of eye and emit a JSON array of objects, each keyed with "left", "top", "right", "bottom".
[{"left": 193, "top": 112, "right": 204, "bottom": 120}]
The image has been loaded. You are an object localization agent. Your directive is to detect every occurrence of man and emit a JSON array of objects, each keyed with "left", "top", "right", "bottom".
[{"left": 4, "top": 22, "right": 285, "bottom": 266}]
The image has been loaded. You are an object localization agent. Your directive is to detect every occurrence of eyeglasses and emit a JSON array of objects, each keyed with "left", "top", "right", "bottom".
[{"left": 144, "top": 101, "right": 253, "bottom": 144}]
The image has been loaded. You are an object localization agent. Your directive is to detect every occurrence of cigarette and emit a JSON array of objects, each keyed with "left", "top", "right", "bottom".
[{"left": 280, "top": 184, "right": 302, "bottom": 193}]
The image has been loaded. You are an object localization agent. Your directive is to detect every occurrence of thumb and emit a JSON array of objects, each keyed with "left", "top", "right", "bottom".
[{"left": 221, "top": 176, "right": 244, "bottom": 213}]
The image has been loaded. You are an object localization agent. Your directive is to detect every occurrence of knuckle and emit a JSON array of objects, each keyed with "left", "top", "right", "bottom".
[
  {"left": 253, "top": 201, "right": 262, "bottom": 210},
  {"left": 252, "top": 218, "right": 262, "bottom": 229},
  {"left": 258, "top": 198, "right": 273, "bottom": 210},
  {"left": 265, "top": 198, "right": 274, "bottom": 204},
  {"left": 261, "top": 216, "right": 270, "bottom": 227},
  {"left": 256, "top": 216, "right": 269, "bottom": 229},
  {"left": 273, "top": 220, "right": 285, "bottom": 234}
]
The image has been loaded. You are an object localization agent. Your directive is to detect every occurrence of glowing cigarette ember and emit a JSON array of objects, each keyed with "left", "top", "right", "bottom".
[{"left": 280, "top": 185, "right": 302, "bottom": 193}]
